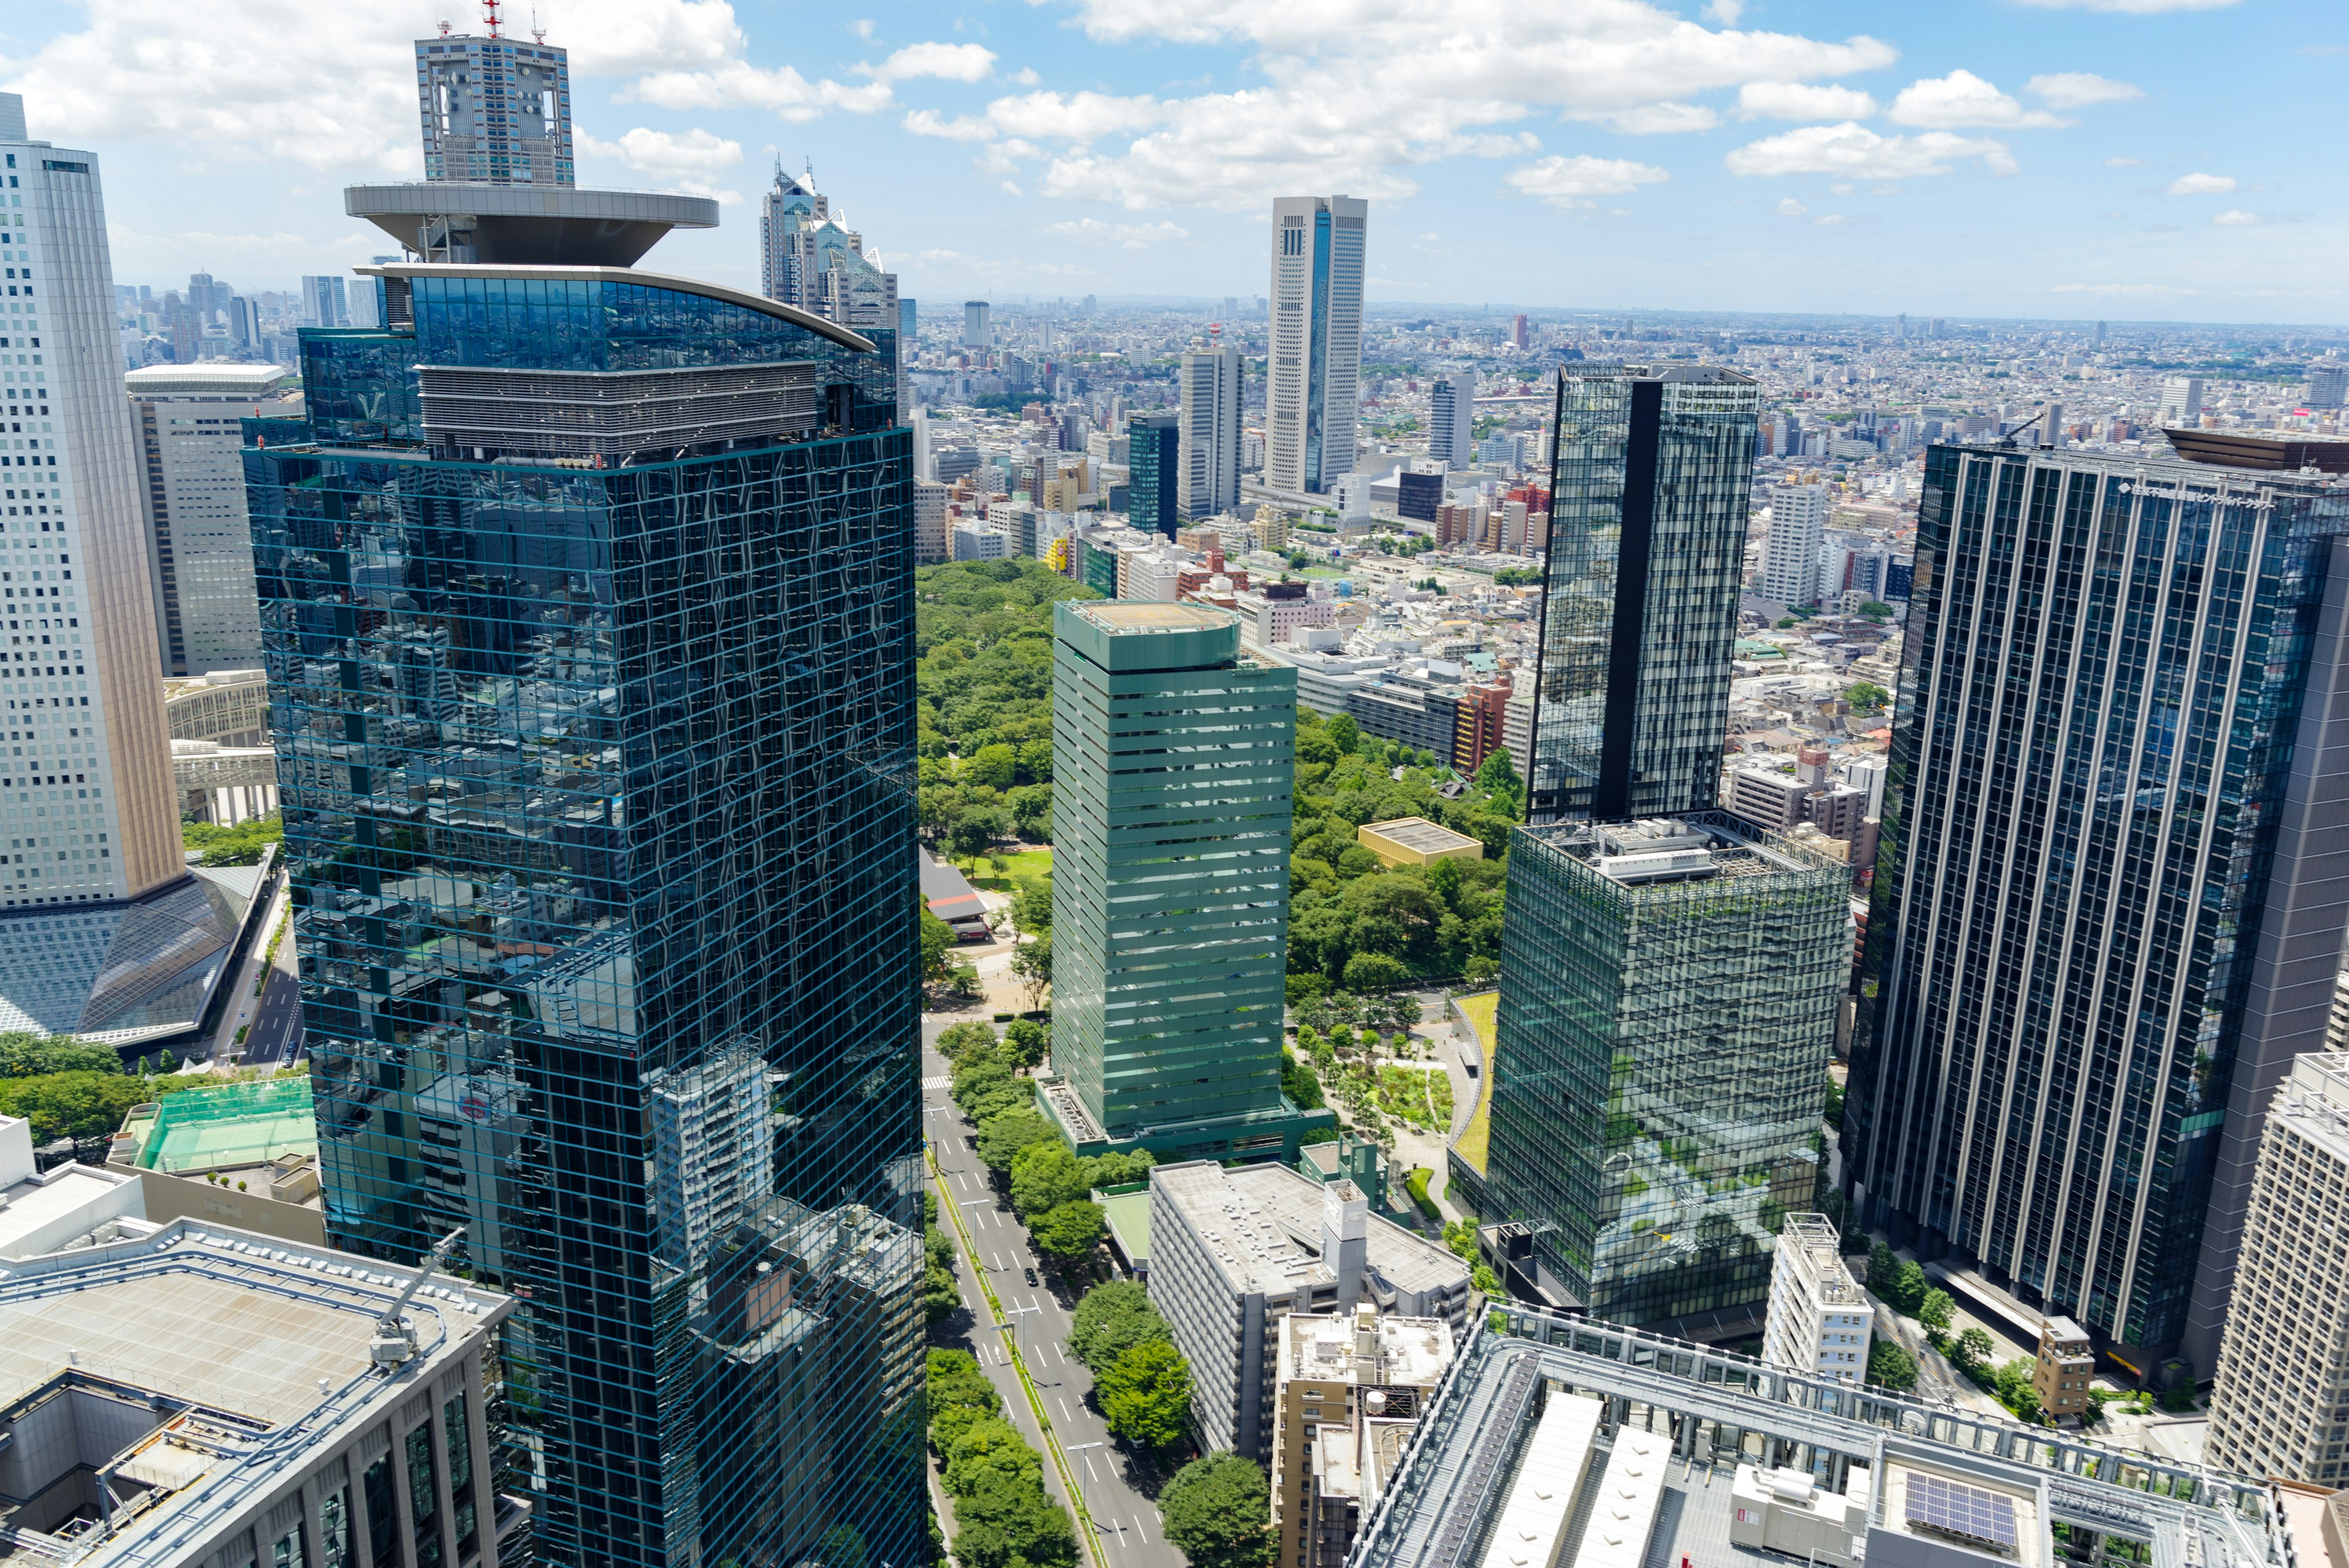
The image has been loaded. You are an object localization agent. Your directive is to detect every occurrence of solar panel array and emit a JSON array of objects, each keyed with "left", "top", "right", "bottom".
[{"left": 1906, "top": 1472, "right": 2021, "bottom": 1555}]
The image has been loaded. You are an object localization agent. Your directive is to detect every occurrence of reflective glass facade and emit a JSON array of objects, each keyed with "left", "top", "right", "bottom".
[
  {"left": 1529, "top": 366, "right": 1757, "bottom": 824},
  {"left": 249, "top": 269, "right": 921, "bottom": 1568},
  {"left": 1487, "top": 814, "right": 1847, "bottom": 1326},
  {"left": 1849, "top": 444, "right": 2349, "bottom": 1358},
  {"left": 1127, "top": 411, "right": 1180, "bottom": 540}
]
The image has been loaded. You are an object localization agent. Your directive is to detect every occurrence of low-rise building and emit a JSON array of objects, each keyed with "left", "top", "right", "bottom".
[
  {"left": 1356, "top": 817, "right": 1484, "bottom": 870},
  {"left": 1761, "top": 1213, "right": 1872, "bottom": 1384},
  {"left": 1147, "top": 1164, "right": 1470, "bottom": 1460},
  {"left": 1269, "top": 1304, "right": 1454, "bottom": 1568},
  {"left": 951, "top": 521, "right": 1008, "bottom": 562},
  {"left": 2033, "top": 1317, "right": 2093, "bottom": 1422}
]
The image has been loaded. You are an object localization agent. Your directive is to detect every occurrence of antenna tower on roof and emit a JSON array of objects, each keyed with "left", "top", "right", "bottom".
[{"left": 482, "top": 0, "right": 503, "bottom": 37}]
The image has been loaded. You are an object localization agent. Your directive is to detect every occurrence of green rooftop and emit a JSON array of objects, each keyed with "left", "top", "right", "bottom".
[
  {"left": 1094, "top": 1183, "right": 1152, "bottom": 1270},
  {"left": 138, "top": 1076, "right": 317, "bottom": 1175}
]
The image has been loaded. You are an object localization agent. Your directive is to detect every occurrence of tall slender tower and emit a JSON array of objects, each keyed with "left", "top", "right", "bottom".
[
  {"left": 1178, "top": 340, "right": 1242, "bottom": 522},
  {"left": 415, "top": 18, "right": 574, "bottom": 186},
  {"left": 270, "top": 65, "right": 926, "bottom": 1568},
  {"left": 1527, "top": 364, "right": 1759, "bottom": 824},
  {"left": 0, "top": 94, "right": 186, "bottom": 916},
  {"left": 1266, "top": 195, "right": 1366, "bottom": 495},
  {"left": 1849, "top": 436, "right": 2349, "bottom": 1373}
]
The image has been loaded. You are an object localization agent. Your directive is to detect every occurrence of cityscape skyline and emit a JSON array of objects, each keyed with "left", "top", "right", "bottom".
[{"left": 4, "top": 2, "right": 2342, "bottom": 320}]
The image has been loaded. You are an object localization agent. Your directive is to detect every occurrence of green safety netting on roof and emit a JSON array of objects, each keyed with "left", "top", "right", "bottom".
[{"left": 139, "top": 1075, "right": 318, "bottom": 1175}]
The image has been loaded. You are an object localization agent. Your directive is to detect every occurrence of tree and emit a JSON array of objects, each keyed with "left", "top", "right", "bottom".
[
  {"left": 1159, "top": 1454, "right": 1278, "bottom": 1568},
  {"left": 918, "top": 900, "right": 958, "bottom": 989},
  {"left": 967, "top": 743, "right": 1019, "bottom": 790},
  {"left": 1920, "top": 1288, "right": 1955, "bottom": 1335},
  {"left": 1001, "top": 1017, "right": 1048, "bottom": 1070},
  {"left": 1341, "top": 952, "right": 1412, "bottom": 992},
  {"left": 1324, "top": 712, "right": 1360, "bottom": 755},
  {"left": 1010, "top": 932, "right": 1053, "bottom": 1011},
  {"left": 975, "top": 1109, "right": 1059, "bottom": 1172},
  {"left": 1098, "top": 1340, "right": 1193, "bottom": 1450},
  {"left": 0, "top": 1070, "right": 202, "bottom": 1143},
  {"left": 1994, "top": 1359, "right": 2044, "bottom": 1422},
  {"left": 1007, "top": 782, "right": 1054, "bottom": 843},
  {"left": 1866, "top": 1340, "right": 1918, "bottom": 1392},
  {"left": 1068, "top": 1280, "right": 1172, "bottom": 1372},
  {"left": 1846, "top": 682, "right": 1891, "bottom": 712},
  {"left": 1010, "top": 1142, "right": 1091, "bottom": 1220},
  {"left": 1822, "top": 1071, "right": 1845, "bottom": 1131},
  {"left": 1890, "top": 1261, "right": 1929, "bottom": 1316},
  {"left": 937, "top": 1021, "right": 1000, "bottom": 1065},
  {"left": 1029, "top": 1199, "right": 1107, "bottom": 1265},
  {"left": 1010, "top": 875, "right": 1054, "bottom": 936},
  {"left": 1868, "top": 1241, "right": 1899, "bottom": 1295},
  {"left": 0, "top": 1034, "right": 119, "bottom": 1079},
  {"left": 1953, "top": 1327, "right": 1996, "bottom": 1373},
  {"left": 948, "top": 808, "right": 1011, "bottom": 864}
]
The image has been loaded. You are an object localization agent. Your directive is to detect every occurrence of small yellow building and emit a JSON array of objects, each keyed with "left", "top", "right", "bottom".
[{"left": 1356, "top": 817, "right": 1485, "bottom": 869}]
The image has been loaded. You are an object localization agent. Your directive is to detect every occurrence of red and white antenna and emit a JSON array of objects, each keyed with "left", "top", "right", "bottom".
[
  {"left": 481, "top": 0, "right": 503, "bottom": 37},
  {"left": 530, "top": 5, "right": 546, "bottom": 42},
  {"left": 437, "top": 18, "right": 452, "bottom": 35}
]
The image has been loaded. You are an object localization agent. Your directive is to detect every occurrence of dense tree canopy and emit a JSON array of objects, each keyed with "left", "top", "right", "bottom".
[
  {"left": 1067, "top": 1280, "right": 1173, "bottom": 1372},
  {"left": 1159, "top": 1454, "right": 1278, "bottom": 1568}
]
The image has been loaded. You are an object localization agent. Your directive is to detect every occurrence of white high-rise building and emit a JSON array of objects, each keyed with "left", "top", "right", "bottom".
[
  {"left": 913, "top": 477, "right": 949, "bottom": 565},
  {"left": 1761, "top": 481, "right": 1827, "bottom": 605},
  {"left": 1762, "top": 1213, "right": 1874, "bottom": 1384},
  {"left": 1428, "top": 371, "right": 1475, "bottom": 470},
  {"left": 2158, "top": 374, "right": 2205, "bottom": 429},
  {"left": 1178, "top": 341, "right": 1243, "bottom": 522},
  {"left": 1266, "top": 195, "right": 1367, "bottom": 494},
  {"left": 646, "top": 1043, "right": 776, "bottom": 1279},
  {"left": 0, "top": 94, "right": 184, "bottom": 910},
  {"left": 963, "top": 300, "right": 992, "bottom": 347},
  {"left": 125, "top": 363, "right": 300, "bottom": 677}
]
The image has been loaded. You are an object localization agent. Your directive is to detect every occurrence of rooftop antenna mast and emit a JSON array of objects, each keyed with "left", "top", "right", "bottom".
[
  {"left": 437, "top": 18, "right": 452, "bottom": 35},
  {"left": 530, "top": 4, "right": 546, "bottom": 42},
  {"left": 481, "top": 0, "right": 503, "bottom": 38}
]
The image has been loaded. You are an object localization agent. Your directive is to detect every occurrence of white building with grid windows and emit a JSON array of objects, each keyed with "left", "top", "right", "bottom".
[
  {"left": 1762, "top": 1212, "right": 1874, "bottom": 1384},
  {"left": 2208, "top": 1052, "right": 2349, "bottom": 1485}
]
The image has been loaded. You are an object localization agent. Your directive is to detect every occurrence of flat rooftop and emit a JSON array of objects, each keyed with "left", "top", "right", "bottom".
[
  {"left": 1280, "top": 1308, "right": 1455, "bottom": 1389},
  {"left": 1061, "top": 601, "right": 1238, "bottom": 634},
  {"left": 1361, "top": 817, "right": 1483, "bottom": 856},
  {"left": 1154, "top": 1160, "right": 1469, "bottom": 1299}
]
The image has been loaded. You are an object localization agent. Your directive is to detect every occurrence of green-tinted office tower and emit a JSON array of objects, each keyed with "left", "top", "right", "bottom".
[
  {"left": 1486, "top": 815, "right": 1847, "bottom": 1328},
  {"left": 1042, "top": 600, "right": 1332, "bottom": 1159},
  {"left": 1530, "top": 365, "right": 1757, "bottom": 824},
  {"left": 1127, "top": 411, "right": 1181, "bottom": 540}
]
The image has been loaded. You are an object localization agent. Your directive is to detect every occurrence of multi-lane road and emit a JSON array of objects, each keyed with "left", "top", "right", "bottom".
[{"left": 922, "top": 1016, "right": 1182, "bottom": 1568}]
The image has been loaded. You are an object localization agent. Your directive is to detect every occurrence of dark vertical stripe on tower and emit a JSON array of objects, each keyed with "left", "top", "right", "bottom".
[{"left": 1596, "top": 378, "right": 1662, "bottom": 820}]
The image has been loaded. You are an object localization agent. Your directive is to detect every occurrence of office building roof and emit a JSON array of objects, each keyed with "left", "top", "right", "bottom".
[
  {"left": 1153, "top": 1160, "right": 1468, "bottom": 1299},
  {"left": 1359, "top": 817, "right": 1484, "bottom": 858},
  {"left": 123, "top": 365, "right": 297, "bottom": 396},
  {"left": 2162, "top": 428, "right": 2349, "bottom": 474}
]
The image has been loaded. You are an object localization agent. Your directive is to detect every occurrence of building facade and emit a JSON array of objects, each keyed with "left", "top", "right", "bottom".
[
  {"left": 913, "top": 476, "right": 949, "bottom": 564},
  {"left": 1267, "top": 1304, "right": 1454, "bottom": 1568},
  {"left": 2207, "top": 1052, "right": 2349, "bottom": 1485},
  {"left": 1762, "top": 481, "right": 1827, "bottom": 605},
  {"left": 1429, "top": 372, "right": 1475, "bottom": 471},
  {"left": 1761, "top": 1213, "right": 1872, "bottom": 1384},
  {"left": 1127, "top": 410, "right": 1180, "bottom": 540},
  {"left": 1178, "top": 342, "right": 1242, "bottom": 523},
  {"left": 1042, "top": 601, "right": 1326, "bottom": 1159},
  {"left": 250, "top": 239, "right": 922, "bottom": 1564},
  {"left": 415, "top": 28, "right": 573, "bottom": 186},
  {"left": 1266, "top": 196, "right": 1367, "bottom": 495},
  {"left": 757, "top": 166, "right": 898, "bottom": 333},
  {"left": 1847, "top": 442, "right": 2349, "bottom": 1368},
  {"left": 0, "top": 95, "right": 186, "bottom": 911},
  {"left": 126, "top": 363, "right": 298, "bottom": 677},
  {"left": 1528, "top": 365, "right": 1759, "bottom": 825},
  {"left": 962, "top": 300, "right": 990, "bottom": 347},
  {"left": 1486, "top": 814, "right": 1848, "bottom": 1327}
]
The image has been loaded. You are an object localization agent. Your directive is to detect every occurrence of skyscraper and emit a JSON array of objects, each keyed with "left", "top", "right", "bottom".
[
  {"left": 126, "top": 363, "right": 299, "bottom": 677},
  {"left": 1485, "top": 816, "right": 1847, "bottom": 1326},
  {"left": 1428, "top": 372, "right": 1476, "bottom": 470},
  {"left": 1040, "top": 601, "right": 1331, "bottom": 1159},
  {"left": 1127, "top": 410, "right": 1181, "bottom": 540},
  {"left": 1526, "top": 365, "right": 1759, "bottom": 824},
  {"left": 1847, "top": 438, "right": 2349, "bottom": 1370},
  {"left": 758, "top": 166, "right": 898, "bottom": 332},
  {"left": 1178, "top": 341, "right": 1242, "bottom": 522},
  {"left": 300, "top": 274, "right": 349, "bottom": 329},
  {"left": 2158, "top": 374, "right": 2205, "bottom": 428},
  {"left": 416, "top": 22, "right": 574, "bottom": 185},
  {"left": 0, "top": 94, "right": 185, "bottom": 912},
  {"left": 963, "top": 300, "right": 991, "bottom": 347},
  {"left": 1266, "top": 195, "right": 1367, "bottom": 495},
  {"left": 1760, "top": 480, "right": 1827, "bottom": 606},
  {"left": 254, "top": 147, "right": 922, "bottom": 1566}
]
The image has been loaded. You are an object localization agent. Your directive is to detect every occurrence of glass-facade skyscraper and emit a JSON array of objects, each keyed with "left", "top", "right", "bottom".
[
  {"left": 1127, "top": 411, "right": 1180, "bottom": 540},
  {"left": 250, "top": 242, "right": 921, "bottom": 1562},
  {"left": 1040, "top": 600, "right": 1332, "bottom": 1159},
  {"left": 1266, "top": 195, "right": 1365, "bottom": 496},
  {"left": 1528, "top": 365, "right": 1758, "bottom": 825},
  {"left": 1848, "top": 440, "right": 2349, "bottom": 1371},
  {"left": 416, "top": 28, "right": 574, "bottom": 186},
  {"left": 1487, "top": 816, "right": 1849, "bottom": 1326}
]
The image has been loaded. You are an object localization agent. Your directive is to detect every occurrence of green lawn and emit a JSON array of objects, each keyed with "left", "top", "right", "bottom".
[
  {"left": 969, "top": 846, "right": 1053, "bottom": 890},
  {"left": 1452, "top": 991, "right": 1498, "bottom": 1175}
]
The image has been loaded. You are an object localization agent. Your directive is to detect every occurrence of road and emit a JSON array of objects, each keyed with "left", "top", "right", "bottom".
[
  {"left": 242, "top": 962, "right": 305, "bottom": 1067},
  {"left": 198, "top": 879, "right": 303, "bottom": 1069},
  {"left": 923, "top": 1016, "right": 1181, "bottom": 1568}
]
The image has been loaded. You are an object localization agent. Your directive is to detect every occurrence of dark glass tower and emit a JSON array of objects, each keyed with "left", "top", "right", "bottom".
[
  {"left": 1127, "top": 411, "right": 1180, "bottom": 540},
  {"left": 1529, "top": 365, "right": 1757, "bottom": 824},
  {"left": 1849, "top": 440, "right": 2349, "bottom": 1369},
  {"left": 248, "top": 251, "right": 921, "bottom": 1566}
]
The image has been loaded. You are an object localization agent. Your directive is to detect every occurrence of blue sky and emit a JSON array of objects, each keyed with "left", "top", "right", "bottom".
[{"left": 5, "top": 0, "right": 2341, "bottom": 323}]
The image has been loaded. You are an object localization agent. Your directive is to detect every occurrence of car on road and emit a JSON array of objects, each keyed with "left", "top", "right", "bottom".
[{"left": 1023, "top": 1266, "right": 1038, "bottom": 1286}]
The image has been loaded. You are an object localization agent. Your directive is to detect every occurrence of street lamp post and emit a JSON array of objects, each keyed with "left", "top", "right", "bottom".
[
  {"left": 1065, "top": 1439, "right": 1106, "bottom": 1529},
  {"left": 1000, "top": 1302, "right": 1044, "bottom": 1367}
]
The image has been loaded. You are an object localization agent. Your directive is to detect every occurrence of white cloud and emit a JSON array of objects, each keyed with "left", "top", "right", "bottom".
[
  {"left": 2211, "top": 209, "right": 2261, "bottom": 225},
  {"left": 2027, "top": 72, "right": 2143, "bottom": 109},
  {"left": 1705, "top": 0, "right": 1745, "bottom": 21},
  {"left": 2167, "top": 171, "right": 2236, "bottom": 193},
  {"left": 906, "top": 91, "right": 1166, "bottom": 145},
  {"left": 2106, "top": 156, "right": 2143, "bottom": 166},
  {"left": 859, "top": 42, "right": 996, "bottom": 83},
  {"left": 1774, "top": 197, "right": 1808, "bottom": 216},
  {"left": 1505, "top": 154, "right": 1671, "bottom": 209},
  {"left": 1726, "top": 122, "right": 2016, "bottom": 179},
  {"left": 626, "top": 62, "right": 892, "bottom": 118},
  {"left": 1813, "top": 212, "right": 1859, "bottom": 226},
  {"left": 1739, "top": 82, "right": 1879, "bottom": 120},
  {"left": 929, "top": 0, "right": 1895, "bottom": 211},
  {"left": 1040, "top": 217, "right": 1191, "bottom": 248},
  {"left": 576, "top": 126, "right": 744, "bottom": 177},
  {"left": 1889, "top": 70, "right": 2067, "bottom": 129}
]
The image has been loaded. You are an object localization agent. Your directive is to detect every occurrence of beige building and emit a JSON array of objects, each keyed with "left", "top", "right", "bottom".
[
  {"left": 2033, "top": 1317, "right": 2093, "bottom": 1422},
  {"left": 2208, "top": 1052, "right": 2349, "bottom": 1484},
  {"left": 1356, "top": 817, "right": 1484, "bottom": 869},
  {"left": 1268, "top": 1304, "right": 1453, "bottom": 1568}
]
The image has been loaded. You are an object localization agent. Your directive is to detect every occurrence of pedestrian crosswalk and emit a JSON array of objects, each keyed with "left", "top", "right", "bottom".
[{"left": 923, "top": 1074, "right": 951, "bottom": 1090}]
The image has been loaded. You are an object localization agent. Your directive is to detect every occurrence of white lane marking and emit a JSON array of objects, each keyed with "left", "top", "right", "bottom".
[
  {"left": 1083, "top": 1453, "right": 1099, "bottom": 1482},
  {"left": 1132, "top": 1512, "right": 1148, "bottom": 1544},
  {"left": 1058, "top": 1397, "right": 1072, "bottom": 1421}
]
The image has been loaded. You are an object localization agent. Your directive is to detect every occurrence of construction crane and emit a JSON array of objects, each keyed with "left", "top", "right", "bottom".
[{"left": 370, "top": 1228, "right": 467, "bottom": 1369}]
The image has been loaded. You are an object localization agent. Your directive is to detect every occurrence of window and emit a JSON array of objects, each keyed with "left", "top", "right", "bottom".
[
  {"left": 444, "top": 1393, "right": 478, "bottom": 1561},
  {"left": 272, "top": 1525, "right": 306, "bottom": 1568},
  {"left": 364, "top": 1453, "right": 401, "bottom": 1568},
  {"left": 319, "top": 1484, "right": 354, "bottom": 1568},
  {"left": 407, "top": 1424, "right": 444, "bottom": 1568}
]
